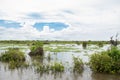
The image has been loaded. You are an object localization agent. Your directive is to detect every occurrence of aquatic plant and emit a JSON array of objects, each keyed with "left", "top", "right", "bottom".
[
  {"left": 97, "top": 42, "right": 103, "bottom": 47},
  {"left": 33, "top": 62, "right": 50, "bottom": 73},
  {"left": 9, "top": 61, "right": 29, "bottom": 69},
  {"left": 50, "top": 62, "right": 64, "bottom": 73},
  {"left": 82, "top": 41, "right": 87, "bottom": 49},
  {"left": 0, "top": 48, "right": 28, "bottom": 69},
  {"left": 29, "top": 42, "right": 44, "bottom": 56},
  {"left": 33, "top": 61, "right": 64, "bottom": 73},
  {"left": 0, "top": 48, "right": 25, "bottom": 62},
  {"left": 89, "top": 47, "right": 120, "bottom": 74},
  {"left": 73, "top": 56, "right": 84, "bottom": 73}
]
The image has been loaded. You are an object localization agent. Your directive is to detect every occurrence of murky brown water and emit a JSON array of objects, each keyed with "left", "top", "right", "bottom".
[{"left": 0, "top": 44, "right": 120, "bottom": 80}]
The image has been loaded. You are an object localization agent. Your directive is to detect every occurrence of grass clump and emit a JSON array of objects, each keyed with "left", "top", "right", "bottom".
[
  {"left": 33, "top": 61, "right": 64, "bottom": 73},
  {"left": 33, "top": 62, "right": 50, "bottom": 73},
  {"left": 73, "top": 56, "right": 84, "bottom": 73},
  {"left": 0, "top": 48, "right": 28, "bottom": 69},
  {"left": 0, "top": 48, "right": 25, "bottom": 62},
  {"left": 50, "top": 62, "right": 64, "bottom": 73},
  {"left": 97, "top": 42, "right": 103, "bottom": 47},
  {"left": 89, "top": 47, "right": 120, "bottom": 74},
  {"left": 82, "top": 41, "right": 87, "bottom": 49},
  {"left": 29, "top": 42, "right": 44, "bottom": 56},
  {"left": 30, "top": 42, "right": 43, "bottom": 52}
]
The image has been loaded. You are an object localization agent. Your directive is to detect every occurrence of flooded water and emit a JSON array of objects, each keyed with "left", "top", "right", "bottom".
[{"left": 0, "top": 44, "right": 120, "bottom": 80}]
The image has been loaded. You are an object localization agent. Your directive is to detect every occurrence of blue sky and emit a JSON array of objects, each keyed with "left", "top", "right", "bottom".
[
  {"left": 0, "top": 0, "right": 120, "bottom": 40},
  {"left": 34, "top": 22, "right": 68, "bottom": 31},
  {"left": 0, "top": 19, "right": 68, "bottom": 31},
  {"left": 0, "top": 20, "right": 20, "bottom": 28}
]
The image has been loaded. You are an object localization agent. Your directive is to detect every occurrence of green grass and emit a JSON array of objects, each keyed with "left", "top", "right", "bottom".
[
  {"left": 44, "top": 44, "right": 80, "bottom": 52},
  {"left": 33, "top": 61, "right": 64, "bottom": 73},
  {"left": 50, "top": 62, "right": 64, "bottom": 73}
]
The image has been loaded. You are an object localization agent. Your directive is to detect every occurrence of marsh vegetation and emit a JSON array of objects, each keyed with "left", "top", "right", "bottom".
[{"left": 0, "top": 40, "right": 120, "bottom": 80}]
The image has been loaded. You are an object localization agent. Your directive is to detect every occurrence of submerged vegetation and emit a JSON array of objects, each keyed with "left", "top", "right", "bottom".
[
  {"left": 50, "top": 62, "right": 64, "bottom": 73},
  {"left": 0, "top": 48, "right": 25, "bottom": 62},
  {"left": 33, "top": 61, "right": 64, "bottom": 73},
  {"left": 73, "top": 56, "right": 84, "bottom": 73},
  {"left": 0, "top": 48, "right": 29, "bottom": 69},
  {"left": 89, "top": 47, "right": 120, "bottom": 74},
  {"left": 0, "top": 40, "right": 120, "bottom": 76}
]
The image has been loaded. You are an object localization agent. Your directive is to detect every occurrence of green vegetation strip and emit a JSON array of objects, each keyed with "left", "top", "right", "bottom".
[{"left": 44, "top": 45, "right": 80, "bottom": 52}]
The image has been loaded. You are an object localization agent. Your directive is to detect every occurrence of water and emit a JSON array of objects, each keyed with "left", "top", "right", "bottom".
[{"left": 0, "top": 44, "right": 120, "bottom": 80}]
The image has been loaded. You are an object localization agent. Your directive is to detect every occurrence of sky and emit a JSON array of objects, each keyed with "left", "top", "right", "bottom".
[{"left": 0, "top": 0, "right": 120, "bottom": 40}]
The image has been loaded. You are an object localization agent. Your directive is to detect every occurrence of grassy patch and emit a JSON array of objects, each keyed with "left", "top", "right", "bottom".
[{"left": 44, "top": 44, "right": 80, "bottom": 52}]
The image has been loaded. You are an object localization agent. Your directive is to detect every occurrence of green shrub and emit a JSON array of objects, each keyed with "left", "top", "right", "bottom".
[
  {"left": 0, "top": 48, "right": 28, "bottom": 69},
  {"left": 82, "top": 41, "right": 87, "bottom": 49},
  {"left": 29, "top": 42, "right": 44, "bottom": 56},
  {"left": 30, "top": 42, "right": 43, "bottom": 52},
  {"left": 73, "top": 56, "right": 84, "bottom": 73},
  {"left": 0, "top": 48, "right": 25, "bottom": 62},
  {"left": 107, "top": 47, "right": 120, "bottom": 61},
  {"left": 89, "top": 47, "right": 120, "bottom": 74},
  {"left": 97, "top": 42, "right": 103, "bottom": 47}
]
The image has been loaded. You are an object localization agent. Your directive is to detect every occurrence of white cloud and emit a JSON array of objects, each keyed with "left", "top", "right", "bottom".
[{"left": 0, "top": 0, "right": 120, "bottom": 40}]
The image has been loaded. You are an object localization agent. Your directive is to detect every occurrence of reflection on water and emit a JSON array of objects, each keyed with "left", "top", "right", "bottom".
[{"left": 0, "top": 44, "right": 120, "bottom": 80}]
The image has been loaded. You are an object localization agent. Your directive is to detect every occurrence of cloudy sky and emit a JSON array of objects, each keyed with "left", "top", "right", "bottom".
[{"left": 0, "top": 0, "right": 120, "bottom": 40}]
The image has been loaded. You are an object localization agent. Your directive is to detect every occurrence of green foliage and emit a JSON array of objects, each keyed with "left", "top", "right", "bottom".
[
  {"left": 107, "top": 47, "right": 120, "bottom": 61},
  {"left": 82, "top": 41, "right": 87, "bottom": 49},
  {"left": 30, "top": 42, "right": 43, "bottom": 52},
  {"left": 97, "top": 42, "right": 103, "bottom": 47},
  {"left": 33, "top": 62, "right": 50, "bottom": 73},
  {"left": 89, "top": 47, "right": 120, "bottom": 74},
  {"left": 0, "top": 48, "right": 25, "bottom": 62},
  {"left": 50, "top": 62, "right": 64, "bottom": 72},
  {"left": 33, "top": 61, "right": 64, "bottom": 73},
  {"left": 9, "top": 61, "right": 29, "bottom": 69},
  {"left": 73, "top": 56, "right": 84, "bottom": 73},
  {"left": 0, "top": 48, "right": 28, "bottom": 69}
]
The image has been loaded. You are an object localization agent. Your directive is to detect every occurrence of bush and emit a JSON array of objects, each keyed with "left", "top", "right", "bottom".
[
  {"left": 30, "top": 42, "right": 43, "bottom": 52},
  {"left": 29, "top": 42, "right": 44, "bottom": 56},
  {"left": 97, "top": 42, "right": 103, "bottom": 47},
  {"left": 82, "top": 41, "right": 87, "bottom": 49},
  {"left": 0, "top": 48, "right": 27, "bottom": 69},
  {"left": 73, "top": 56, "right": 84, "bottom": 73},
  {"left": 0, "top": 48, "right": 25, "bottom": 62},
  {"left": 89, "top": 47, "right": 120, "bottom": 74}
]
